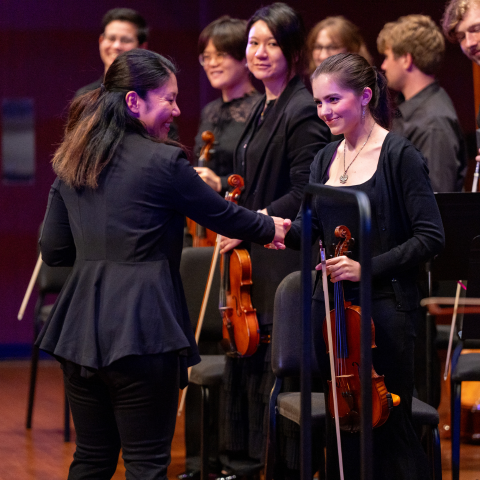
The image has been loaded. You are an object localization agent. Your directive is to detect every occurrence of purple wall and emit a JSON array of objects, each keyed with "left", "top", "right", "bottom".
[{"left": 0, "top": 0, "right": 476, "bottom": 351}]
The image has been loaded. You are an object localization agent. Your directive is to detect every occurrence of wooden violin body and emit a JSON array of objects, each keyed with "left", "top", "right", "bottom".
[
  {"left": 187, "top": 130, "right": 217, "bottom": 247},
  {"left": 220, "top": 248, "right": 261, "bottom": 357},
  {"left": 322, "top": 225, "right": 399, "bottom": 433},
  {"left": 322, "top": 302, "right": 393, "bottom": 433},
  {"left": 218, "top": 174, "right": 268, "bottom": 357}
]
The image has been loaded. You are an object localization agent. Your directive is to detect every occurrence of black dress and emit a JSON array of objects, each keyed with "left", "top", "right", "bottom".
[{"left": 285, "top": 134, "right": 445, "bottom": 480}]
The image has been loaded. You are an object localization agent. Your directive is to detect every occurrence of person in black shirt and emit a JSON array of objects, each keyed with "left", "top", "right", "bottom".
[
  {"left": 194, "top": 16, "right": 261, "bottom": 194},
  {"left": 378, "top": 14, "right": 467, "bottom": 193},
  {"left": 75, "top": 8, "right": 148, "bottom": 97}
]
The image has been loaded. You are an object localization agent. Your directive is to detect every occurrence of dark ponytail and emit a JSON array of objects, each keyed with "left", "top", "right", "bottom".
[
  {"left": 53, "top": 49, "right": 177, "bottom": 189},
  {"left": 311, "top": 53, "right": 391, "bottom": 129}
]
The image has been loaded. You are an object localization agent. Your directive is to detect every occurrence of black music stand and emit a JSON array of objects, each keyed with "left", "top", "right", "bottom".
[
  {"left": 425, "top": 193, "right": 480, "bottom": 404},
  {"left": 301, "top": 184, "right": 372, "bottom": 480}
]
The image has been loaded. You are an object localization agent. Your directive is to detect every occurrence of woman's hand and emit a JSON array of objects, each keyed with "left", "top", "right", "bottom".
[
  {"left": 219, "top": 236, "right": 242, "bottom": 254},
  {"left": 194, "top": 167, "right": 222, "bottom": 192},
  {"left": 265, "top": 217, "right": 291, "bottom": 250},
  {"left": 315, "top": 256, "right": 361, "bottom": 283}
]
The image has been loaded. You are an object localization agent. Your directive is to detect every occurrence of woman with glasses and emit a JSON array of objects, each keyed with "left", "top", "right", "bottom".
[
  {"left": 306, "top": 16, "right": 372, "bottom": 74},
  {"left": 217, "top": 3, "right": 329, "bottom": 479},
  {"left": 193, "top": 16, "right": 261, "bottom": 194}
]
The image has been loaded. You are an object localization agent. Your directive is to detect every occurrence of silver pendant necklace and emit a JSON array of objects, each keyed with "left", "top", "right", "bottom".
[{"left": 340, "top": 122, "right": 375, "bottom": 184}]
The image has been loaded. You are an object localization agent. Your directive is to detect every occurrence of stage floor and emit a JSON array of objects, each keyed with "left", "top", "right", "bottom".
[{"left": 0, "top": 360, "right": 479, "bottom": 480}]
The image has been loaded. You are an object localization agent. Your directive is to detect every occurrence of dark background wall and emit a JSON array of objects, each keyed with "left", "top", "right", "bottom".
[{"left": 0, "top": 0, "right": 476, "bottom": 354}]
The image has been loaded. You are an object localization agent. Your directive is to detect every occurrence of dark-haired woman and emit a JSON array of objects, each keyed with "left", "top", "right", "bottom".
[
  {"left": 284, "top": 53, "right": 444, "bottom": 479},
  {"left": 193, "top": 16, "right": 261, "bottom": 193},
  {"left": 35, "top": 49, "right": 290, "bottom": 480},
  {"left": 218, "top": 3, "right": 330, "bottom": 477}
]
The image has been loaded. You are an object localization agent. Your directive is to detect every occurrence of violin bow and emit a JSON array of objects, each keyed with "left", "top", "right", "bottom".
[
  {"left": 17, "top": 254, "right": 43, "bottom": 321},
  {"left": 319, "top": 241, "right": 345, "bottom": 480},
  {"left": 177, "top": 235, "right": 222, "bottom": 416}
]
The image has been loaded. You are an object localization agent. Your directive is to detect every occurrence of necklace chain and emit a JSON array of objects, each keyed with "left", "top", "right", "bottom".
[{"left": 340, "top": 122, "right": 375, "bottom": 184}]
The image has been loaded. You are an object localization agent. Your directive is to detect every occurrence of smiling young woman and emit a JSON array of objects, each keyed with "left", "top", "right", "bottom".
[{"left": 283, "top": 53, "right": 445, "bottom": 480}]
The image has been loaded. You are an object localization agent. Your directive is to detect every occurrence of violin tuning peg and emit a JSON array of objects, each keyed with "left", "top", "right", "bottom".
[{"left": 350, "top": 238, "right": 355, "bottom": 246}]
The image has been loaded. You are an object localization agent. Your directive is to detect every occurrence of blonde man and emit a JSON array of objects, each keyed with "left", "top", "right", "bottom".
[
  {"left": 378, "top": 14, "right": 467, "bottom": 193},
  {"left": 443, "top": 0, "right": 480, "bottom": 167}
]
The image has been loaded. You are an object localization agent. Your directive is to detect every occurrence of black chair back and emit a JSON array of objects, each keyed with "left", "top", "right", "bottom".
[{"left": 272, "top": 270, "right": 320, "bottom": 379}]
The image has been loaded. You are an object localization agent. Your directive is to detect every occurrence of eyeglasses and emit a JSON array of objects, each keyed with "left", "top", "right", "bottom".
[
  {"left": 313, "top": 44, "right": 343, "bottom": 53},
  {"left": 199, "top": 51, "right": 230, "bottom": 66},
  {"left": 102, "top": 34, "right": 136, "bottom": 45}
]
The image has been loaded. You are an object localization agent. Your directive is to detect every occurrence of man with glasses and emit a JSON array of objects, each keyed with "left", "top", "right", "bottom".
[{"left": 75, "top": 8, "right": 148, "bottom": 97}]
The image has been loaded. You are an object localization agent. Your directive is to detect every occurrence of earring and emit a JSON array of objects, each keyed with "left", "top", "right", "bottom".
[{"left": 361, "top": 105, "right": 366, "bottom": 123}]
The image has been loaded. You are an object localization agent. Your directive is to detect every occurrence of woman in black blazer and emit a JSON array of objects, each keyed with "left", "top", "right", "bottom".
[
  {"left": 36, "top": 50, "right": 290, "bottom": 480},
  {"left": 217, "top": 3, "right": 330, "bottom": 478}
]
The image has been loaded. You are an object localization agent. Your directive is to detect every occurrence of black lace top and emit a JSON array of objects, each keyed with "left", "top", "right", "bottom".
[{"left": 194, "top": 91, "right": 261, "bottom": 192}]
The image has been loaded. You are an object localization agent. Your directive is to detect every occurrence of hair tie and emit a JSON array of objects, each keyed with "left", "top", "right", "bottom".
[{"left": 100, "top": 83, "right": 106, "bottom": 92}]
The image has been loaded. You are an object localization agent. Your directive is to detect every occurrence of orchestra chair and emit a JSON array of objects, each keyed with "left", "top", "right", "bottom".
[
  {"left": 266, "top": 272, "right": 443, "bottom": 480},
  {"left": 26, "top": 259, "right": 72, "bottom": 442},
  {"left": 265, "top": 271, "right": 326, "bottom": 480},
  {"left": 449, "top": 235, "right": 480, "bottom": 480},
  {"left": 180, "top": 247, "right": 225, "bottom": 480}
]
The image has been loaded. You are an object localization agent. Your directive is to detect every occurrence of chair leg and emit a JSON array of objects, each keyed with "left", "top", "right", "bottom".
[
  {"left": 265, "top": 379, "right": 282, "bottom": 480},
  {"left": 26, "top": 344, "right": 40, "bottom": 429},
  {"left": 432, "top": 426, "right": 442, "bottom": 480},
  {"left": 64, "top": 391, "right": 71, "bottom": 442},
  {"left": 200, "top": 386, "right": 210, "bottom": 480},
  {"left": 451, "top": 381, "right": 461, "bottom": 480}
]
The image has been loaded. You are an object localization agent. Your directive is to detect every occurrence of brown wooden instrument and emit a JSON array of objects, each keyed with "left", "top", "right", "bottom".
[
  {"left": 187, "top": 130, "right": 217, "bottom": 247},
  {"left": 218, "top": 174, "right": 268, "bottom": 357},
  {"left": 322, "top": 225, "right": 400, "bottom": 433}
]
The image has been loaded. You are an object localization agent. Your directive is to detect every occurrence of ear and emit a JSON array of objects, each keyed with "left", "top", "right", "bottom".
[
  {"left": 139, "top": 42, "right": 148, "bottom": 50},
  {"left": 99, "top": 34, "right": 104, "bottom": 47},
  {"left": 403, "top": 52, "right": 414, "bottom": 71},
  {"left": 125, "top": 91, "right": 141, "bottom": 115},
  {"left": 361, "top": 87, "right": 373, "bottom": 107}
]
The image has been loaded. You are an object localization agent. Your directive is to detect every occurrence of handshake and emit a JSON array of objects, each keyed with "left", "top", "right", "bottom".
[{"left": 219, "top": 216, "right": 292, "bottom": 254}]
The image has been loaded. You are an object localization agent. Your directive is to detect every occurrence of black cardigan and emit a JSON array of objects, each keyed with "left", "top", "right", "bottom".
[{"left": 285, "top": 132, "right": 445, "bottom": 310}]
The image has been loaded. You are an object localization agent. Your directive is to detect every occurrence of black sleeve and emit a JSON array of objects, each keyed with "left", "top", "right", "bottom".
[
  {"left": 267, "top": 100, "right": 330, "bottom": 218},
  {"left": 39, "top": 178, "right": 76, "bottom": 267},
  {"left": 371, "top": 145, "right": 445, "bottom": 277},
  {"left": 285, "top": 149, "right": 326, "bottom": 250},
  {"left": 169, "top": 151, "right": 275, "bottom": 246}
]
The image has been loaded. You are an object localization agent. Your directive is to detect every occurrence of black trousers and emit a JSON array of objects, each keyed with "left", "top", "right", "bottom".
[{"left": 62, "top": 352, "right": 179, "bottom": 480}]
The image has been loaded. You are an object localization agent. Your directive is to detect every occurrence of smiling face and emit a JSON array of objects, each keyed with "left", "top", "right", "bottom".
[
  {"left": 380, "top": 47, "right": 408, "bottom": 92},
  {"left": 312, "top": 74, "right": 365, "bottom": 136},
  {"left": 134, "top": 73, "right": 180, "bottom": 140},
  {"left": 201, "top": 39, "right": 248, "bottom": 92},
  {"left": 455, "top": 4, "right": 480, "bottom": 64},
  {"left": 99, "top": 20, "right": 144, "bottom": 72},
  {"left": 312, "top": 29, "right": 347, "bottom": 67},
  {"left": 246, "top": 20, "right": 289, "bottom": 86}
]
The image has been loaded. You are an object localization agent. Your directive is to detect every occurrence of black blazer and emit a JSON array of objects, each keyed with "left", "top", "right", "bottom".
[
  {"left": 234, "top": 75, "right": 330, "bottom": 220},
  {"left": 36, "top": 132, "right": 275, "bottom": 386}
]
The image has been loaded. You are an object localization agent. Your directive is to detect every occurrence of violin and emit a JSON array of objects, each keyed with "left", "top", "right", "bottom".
[
  {"left": 219, "top": 174, "right": 269, "bottom": 357},
  {"left": 187, "top": 130, "right": 217, "bottom": 247},
  {"left": 322, "top": 225, "right": 400, "bottom": 433}
]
